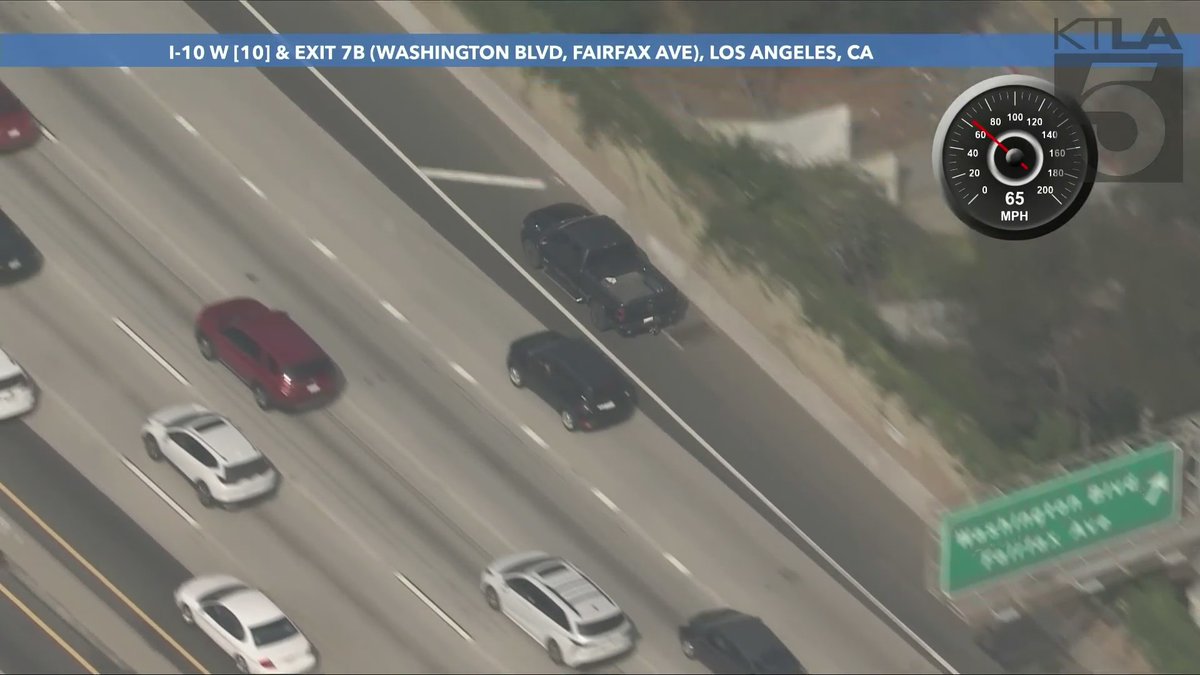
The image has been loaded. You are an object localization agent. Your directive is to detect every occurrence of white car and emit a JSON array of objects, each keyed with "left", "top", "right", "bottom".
[
  {"left": 175, "top": 575, "right": 317, "bottom": 674},
  {"left": 141, "top": 404, "right": 277, "bottom": 507},
  {"left": 481, "top": 551, "right": 636, "bottom": 667},
  {"left": 0, "top": 347, "right": 36, "bottom": 421}
]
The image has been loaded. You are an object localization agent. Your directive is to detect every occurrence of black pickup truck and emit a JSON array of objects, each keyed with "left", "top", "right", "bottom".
[{"left": 520, "top": 203, "right": 684, "bottom": 336}]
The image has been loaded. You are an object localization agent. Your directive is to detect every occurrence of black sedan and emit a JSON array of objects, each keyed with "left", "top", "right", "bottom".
[
  {"left": 506, "top": 330, "right": 636, "bottom": 432},
  {"left": 680, "top": 609, "right": 806, "bottom": 674},
  {"left": 0, "top": 208, "right": 41, "bottom": 284}
]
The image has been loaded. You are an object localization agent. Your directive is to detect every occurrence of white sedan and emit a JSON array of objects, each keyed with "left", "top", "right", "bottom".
[
  {"left": 0, "top": 347, "right": 36, "bottom": 421},
  {"left": 175, "top": 575, "right": 317, "bottom": 674}
]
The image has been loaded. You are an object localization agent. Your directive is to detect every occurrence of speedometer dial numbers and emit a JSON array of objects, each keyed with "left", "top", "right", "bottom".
[{"left": 932, "top": 75, "right": 1098, "bottom": 240}]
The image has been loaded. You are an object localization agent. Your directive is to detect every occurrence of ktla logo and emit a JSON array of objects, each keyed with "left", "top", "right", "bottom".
[{"left": 1053, "top": 17, "right": 1183, "bottom": 183}]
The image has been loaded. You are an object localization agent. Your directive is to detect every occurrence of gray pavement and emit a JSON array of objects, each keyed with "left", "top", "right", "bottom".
[
  {"left": 0, "top": 561, "right": 125, "bottom": 674},
  {"left": 179, "top": 0, "right": 999, "bottom": 672},
  {"left": 0, "top": 1, "right": 935, "bottom": 674}
]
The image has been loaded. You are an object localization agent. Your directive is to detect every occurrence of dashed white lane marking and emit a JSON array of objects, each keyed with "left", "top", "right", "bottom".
[
  {"left": 393, "top": 572, "right": 473, "bottom": 642},
  {"left": 112, "top": 318, "right": 190, "bottom": 387},
  {"left": 380, "top": 300, "right": 408, "bottom": 323},
  {"left": 46, "top": 0, "right": 63, "bottom": 11},
  {"left": 240, "top": 175, "right": 265, "bottom": 199},
  {"left": 310, "top": 238, "right": 337, "bottom": 260},
  {"left": 119, "top": 456, "right": 200, "bottom": 529},
  {"left": 591, "top": 488, "right": 620, "bottom": 513},
  {"left": 173, "top": 114, "right": 198, "bottom": 136},
  {"left": 521, "top": 424, "right": 549, "bottom": 450},
  {"left": 449, "top": 362, "right": 477, "bottom": 385},
  {"left": 37, "top": 124, "right": 58, "bottom": 144},
  {"left": 119, "top": 66, "right": 131, "bottom": 75},
  {"left": 418, "top": 167, "right": 547, "bottom": 191},
  {"left": 663, "top": 552, "right": 692, "bottom": 577}
]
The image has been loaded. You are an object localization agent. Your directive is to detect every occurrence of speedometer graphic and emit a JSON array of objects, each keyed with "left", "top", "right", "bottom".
[{"left": 932, "top": 74, "right": 1098, "bottom": 240}]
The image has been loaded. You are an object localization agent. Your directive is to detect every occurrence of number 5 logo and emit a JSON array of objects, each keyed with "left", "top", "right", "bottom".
[{"left": 1055, "top": 52, "right": 1183, "bottom": 183}]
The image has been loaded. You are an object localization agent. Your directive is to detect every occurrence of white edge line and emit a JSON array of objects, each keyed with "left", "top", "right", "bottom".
[
  {"left": 119, "top": 456, "right": 200, "bottom": 529},
  {"left": 310, "top": 238, "right": 337, "bottom": 260},
  {"left": 663, "top": 552, "right": 692, "bottom": 576},
  {"left": 37, "top": 124, "right": 58, "bottom": 144},
  {"left": 119, "top": 66, "right": 132, "bottom": 75},
  {"left": 419, "top": 167, "right": 547, "bottom": 191},
  {"left": 173, "top": 113, "right": 198, "bottom": 136},
  {"left": 449, "top": 362, "right": 477, "bottom": 385},
  {"left": 393, "top": 572, "right": 473, "bottom": 642},
  {"left": 238, "top": 3, "right": 954, "bottom": 671},
  {"left": 520, "top": 424, "right": 549, "bottom": 450},
  {"left": 380, "top": 300, "right": 408, "bottom": 323},
  {"left": 112, "top": 318, "right": 190, "bottom": 387},
  {"left": 46, "top": 0, "right": 63, "bottom": 12},
  {"left": 591, "top": 487, "right": 620, "bottom": 513},
  {"left": 240, "top": 175, "right": 266, "bottom": 199}
]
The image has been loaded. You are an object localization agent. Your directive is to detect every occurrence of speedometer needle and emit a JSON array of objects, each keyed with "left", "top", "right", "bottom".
[{"left": 971, "top": 120, "right": 1030, "bottom": 171}]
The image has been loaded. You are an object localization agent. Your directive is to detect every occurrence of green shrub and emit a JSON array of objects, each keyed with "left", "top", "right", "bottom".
[{"left": 1122, "top": 576, "right": 1200, "bottom": 674}]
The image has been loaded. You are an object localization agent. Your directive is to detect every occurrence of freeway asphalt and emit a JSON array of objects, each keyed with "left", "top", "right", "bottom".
[
  {"left": 0, "top": 553, "right": 125, "bottom": 674},
  {"left": 0, "top": 1, "right": 934, "bottom": 673},
  {"left": 185, "top": 0, "right": 1002, "bottom": 672},
  {"left": 0, "top": 420, "right": 227, "bottom": 674}
]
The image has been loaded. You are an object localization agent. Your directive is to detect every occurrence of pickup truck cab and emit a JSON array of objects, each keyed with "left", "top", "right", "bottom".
[{"left": 520, "top": 203, "right": 683, "bottom": 336}]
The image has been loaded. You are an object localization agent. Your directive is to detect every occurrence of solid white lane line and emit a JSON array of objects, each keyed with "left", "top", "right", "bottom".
[
  {"left": 309, "top": 238, "right": 337, "bottom": 260},
  {"left": 119, "top": 457, "right": 200, "bottom": 529},
  {"left": 591, "top": 488, "right": 620, "bottom": 513},
  {"left": 393, "top": 572, "right": 473, "bottom": 642},
  {"left": 380, "top": 300, "right": 408, "bottom": 323},
  {"left": 237, "top": 5, "right": 954, "bottom": 671},
  {"left": 521, "top": 424, "right": 549, "bottom": 450},
  {"left": 36, "top": 123, "right": 57, "bottom": 144},
  {"left": 418, "top": 167, "right": 547, "bottom": 191},
  {"left": 449, "top": 362, "right": 477, "bottom": 385},
  {"left": 240, "top": 175, "right": 266, "bottom": 199},
  {"left": 173, "top": 114, "right": 198, "bottom": 136},
  {"left": 663, "top": 552, "right": 692, "bottom": 577},
  {"left": 112, "top": 318, "right": 190, "bottom": 387}
]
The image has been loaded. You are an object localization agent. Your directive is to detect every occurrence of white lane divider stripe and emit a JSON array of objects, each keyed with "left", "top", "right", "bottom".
[
  {"left": 119, "top": 456, "right": 200, "bottom": 529},
  {"left": 393, "top": 572, "right": 473, "bottom": 642},
  {"left": 591, "top": 488, "right": 620, "bottom": 513},
  {"left": 112, "top": 318, "right": 190, "bottom": 387},
  {"left": 418, "top": 167, "right": 547, "bottom": 191},
  {"left": 173, "top": 114, "right": 198, "bottom": 136},
  {"left": 663, "top": 552, "right": 692, "bottom": 577},
  {"left": 449, "top": 362, "right": 477, "bottom": 385},
  {"left": 380, "top": 300, "right": 408, "bottom": 323},
  {"left": 520, "top": 424, "right": 549, "bottom": 450},
  {"left": 310, "top": 238, "right": 337, "bottom": 260}
]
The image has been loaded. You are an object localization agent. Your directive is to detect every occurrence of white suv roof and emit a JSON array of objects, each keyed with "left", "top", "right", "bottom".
[
  {"left": 527, "top": 557, "right": 621, "bottom": 625},
  {"left": 187, "top": 415, "right": 259, "bottom": 465},
  {"left": 0, "top": 348, "right": 23, "bottom": 380}
]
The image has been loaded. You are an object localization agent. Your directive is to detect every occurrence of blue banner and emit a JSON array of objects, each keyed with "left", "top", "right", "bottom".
[{"left": 0, "top": 33, "right": 1194, "bottom": 68}]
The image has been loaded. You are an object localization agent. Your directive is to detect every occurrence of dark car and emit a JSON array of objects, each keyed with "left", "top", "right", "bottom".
[
  {"left": 680, "top": 609, "right": 806, "bottom": 674},
  {"left": 507, "top": 330, "right": 635, "bottom": 431},
  {"left": 194, "top": 298, "right": 339, "bottom": 411},
  {"left": 0, "top": 83, "right": 38, "bottom": 152},
  {"left": 520, "top": 203, "right": 683, "bottom": 336},
  {"left": 0, "top": 208, "right": 42, "bottom": 284}
]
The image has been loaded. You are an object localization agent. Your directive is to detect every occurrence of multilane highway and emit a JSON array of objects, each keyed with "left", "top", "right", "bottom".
[
  {"left": 188, "top": 0, "right": 1001, "bottom": 672},
  {"left": 0, "top": 1, "right": 934, "bottom": 672}
]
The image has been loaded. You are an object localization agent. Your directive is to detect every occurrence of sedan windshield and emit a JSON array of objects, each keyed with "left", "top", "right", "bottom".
[{"left": 251, "top": 617, "right": 300, "bottom": 646}]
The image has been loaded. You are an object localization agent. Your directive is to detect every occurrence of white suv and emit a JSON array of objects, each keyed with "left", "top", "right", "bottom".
[
  {"left": 481, "top": 551, "right": 636, "bottom": 667},
  {"left": 175, "top": 574, "right": 317, "bottom": 674},
  {"left": 141, "top": 404, "right": 277, "bottom": 507},
  {"left": 0, "top": 347, "right": 36, "bottom": 421}
]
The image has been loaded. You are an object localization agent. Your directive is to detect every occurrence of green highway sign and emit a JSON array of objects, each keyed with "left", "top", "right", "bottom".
[{"left": 940, "top": 442, "right": 1182, "bottom": 594}]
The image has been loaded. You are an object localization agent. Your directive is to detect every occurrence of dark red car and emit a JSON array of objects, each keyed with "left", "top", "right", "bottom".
[
  {"left": 195, "top": 298, "right": 339, "bottom": 411},
  {"left": 0, "top": 83, "right": 38, "bottom": 152}
]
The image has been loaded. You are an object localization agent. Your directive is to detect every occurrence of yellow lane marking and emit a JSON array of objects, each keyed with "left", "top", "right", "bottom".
[
  {"left": 0, "top": 479, "right": 209, "bottom": 673},
  {"left": 0, "top": 578, "right": 99, "bottom": 674}
]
